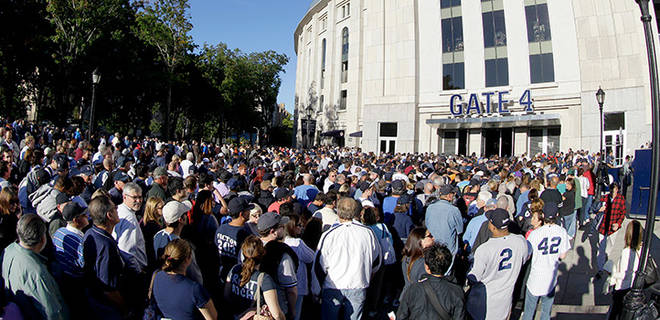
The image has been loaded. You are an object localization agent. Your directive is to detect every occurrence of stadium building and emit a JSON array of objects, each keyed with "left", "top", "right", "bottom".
[{"left": 293, "top": 0, "right": 660, "bottom": 164}]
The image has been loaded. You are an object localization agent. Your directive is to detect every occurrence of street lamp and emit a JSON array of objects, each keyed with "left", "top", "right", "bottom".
[
  {"left": 305, "top": 106, "right": 314, "bottom": 149},
  {"left": 621, "top": 0, "right": 660, "bottom": 318},
  {"left": 595, "top": 87, "right": 605, "bottom": 198},
  {"left": 88, "top": 68, "right": 101, "bottom": 141}
]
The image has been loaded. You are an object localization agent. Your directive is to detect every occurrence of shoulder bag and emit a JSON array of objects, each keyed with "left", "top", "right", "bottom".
[
  {"left": 143, "top": 271, "right": 162, "bottom": 320},
  {"left": 421, "top": 279, "right": 451, "bottom": 320},
  {"left": 239, "top": 272, "right": 274, "bottom": 320}
]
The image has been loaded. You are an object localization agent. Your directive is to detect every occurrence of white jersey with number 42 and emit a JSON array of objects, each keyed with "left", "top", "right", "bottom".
[{"left": 526, "top": 224, "right": 571, "bottom": 296}]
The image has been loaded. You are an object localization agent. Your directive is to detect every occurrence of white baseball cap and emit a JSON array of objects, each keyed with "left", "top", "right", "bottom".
[{"left": 162, "top": 200, "right": 192, "bottom": 224}]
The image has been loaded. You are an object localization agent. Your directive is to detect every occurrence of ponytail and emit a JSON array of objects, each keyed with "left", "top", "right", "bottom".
[
  {"left": 161, "top": 239, "right": 192, "bottom": 272},
  {"left": 239, "top": 235, "right": 265, "bottom": 287}
]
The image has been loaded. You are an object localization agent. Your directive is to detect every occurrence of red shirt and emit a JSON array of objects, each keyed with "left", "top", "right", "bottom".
[
  {"left": 267, "top": 201, "right": 281, "bottom": 214},
  {"left": 598, "top": 193, "right": 626, "bottom": 236},
  {"left": 584, "top": 171, "right": 595, "bottom": 196}
]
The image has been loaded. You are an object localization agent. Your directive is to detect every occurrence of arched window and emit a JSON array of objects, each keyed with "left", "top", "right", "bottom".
[{"left": 341, "top": 27, "right": 349, "bottom": 83}]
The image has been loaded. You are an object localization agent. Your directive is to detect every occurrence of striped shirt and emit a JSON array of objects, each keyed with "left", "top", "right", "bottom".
[{"left": 52, "top": 225, "right": 85, "bottom": 278}]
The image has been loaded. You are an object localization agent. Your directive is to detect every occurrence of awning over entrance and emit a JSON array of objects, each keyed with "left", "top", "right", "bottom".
[
  {"left": 425, "top": 114, "right": 560, "bottom": 129},
  {"left": 349, "top": 131, "right": 362, "bottom": 137},
  {"left": 320, "top": 130, "right": 344, "bottom": 137}
]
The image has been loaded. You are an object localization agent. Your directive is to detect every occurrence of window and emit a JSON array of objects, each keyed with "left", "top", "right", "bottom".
[
  {"left": 341, "top": 27, "right": 349, "bottom": 83},
  {"left": 341, "top": 3, "right": 350, "bottom": 18},
  {"left": 441, "top": 0, "right": 460, "bottom": 9},
  {"left": 379, "top": 123, "right": 397, "bottom": 153},
  {"left": 604, "top": 112, "right": 625, "bottom": 131},
  {"left": 485, "top": 58, "right": 508, "bottom": 87},
  {"left": 321, "top": 39, "right": 326, "bottom": 89},
  {"left": 529, "top": 127, "right": 561, "bottom": 155},
  {"left": 319, "top": 95, "right": 324, "bottom": 113},
  {"left": 529, "top": 53, "right": 554, "bottom": 84},
  {"left": 604, "top": 112, "right": 626, "bottom": 165},
  {"left": 321, "top": 17, "right": 328, "bottom": 30},
  {"left": 525, "top": 1, "right": 554, "bottom": 83},
  {"left": 482, "top": 9, "right": 506, "bottom": 48},
  {"left": 441, "top": 1, "right": 464, "bottom": 90},
  {"left": 482, "top": 1, "right": 508, "bottom": 87},
  {"left": 340, "top": 90, "right": 347, "bottom": 110},
  {"left": 443, "top": 131, "right": 457, "bottom": 155}
]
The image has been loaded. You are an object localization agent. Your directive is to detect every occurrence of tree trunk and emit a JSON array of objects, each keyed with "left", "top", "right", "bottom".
[{"left": 164, "top": 79, "right": 172, "bottom": 140}]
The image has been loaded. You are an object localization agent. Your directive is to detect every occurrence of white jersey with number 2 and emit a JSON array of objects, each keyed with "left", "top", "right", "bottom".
[{"left": 526, "top": 224, "right": 571, "bottom": 296}]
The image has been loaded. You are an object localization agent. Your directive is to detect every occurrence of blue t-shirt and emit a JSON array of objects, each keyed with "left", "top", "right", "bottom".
[
  {"left": 228, "top": 265, "right": 277, "bottom": 317},
  {"left": 215, "top": 224, "right": 252, "bottom": 279},
  {"left": 153, "top": 272, "right": 210, "bottom": 320},
  {"left": 382, "top": 196, "right": 399, "bottom": 225},
  {"left": 293, "top": 184, "right": 319, "bottom": 207}
]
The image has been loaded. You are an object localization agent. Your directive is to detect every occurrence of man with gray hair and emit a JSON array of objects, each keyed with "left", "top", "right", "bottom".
[
  {"left": 2, "top": 214, "right": 69, "bottom": 319},
  {"left": 180, "top": 152, "right": 195, "bottom": 178},
  {"left": 313, "top": 197, "right": 382, "bottom": 320},
  {"left": 112, "top": 182, "right": 147, "bottom": 273}
]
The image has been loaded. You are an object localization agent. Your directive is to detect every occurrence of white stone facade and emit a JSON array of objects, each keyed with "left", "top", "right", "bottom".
[{"left": 293, "top": 0, "right": 658, "bottom": 163}]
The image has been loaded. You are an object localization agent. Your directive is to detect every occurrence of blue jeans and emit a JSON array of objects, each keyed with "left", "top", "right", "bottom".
[
  {"left": 321, "top": 288, "right": 367, "bottom": 320},
  {"left": 563, "top": 211, "right": 577, "bottom": 238},
  {"left": 581, "top": 195, "right": 593, "bottom": 224},
  {"left": 523, "top": 287, "right": 555, "bottom": 320},
  {"left": 294, "top": 294, "right": 304, "bottom": 320}
]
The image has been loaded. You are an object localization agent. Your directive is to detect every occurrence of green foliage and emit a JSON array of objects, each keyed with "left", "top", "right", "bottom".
[{"left": 0, "top": 0, "right": 289, "bottom": 144}]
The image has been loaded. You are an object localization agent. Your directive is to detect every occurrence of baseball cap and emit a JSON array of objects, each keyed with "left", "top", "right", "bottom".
[
  {"left": 438, "top": 184, "right": 454, "bottom": 196},
  {"left": 162, "top": 200, "right": 192, "bottom": 224},
  {"left": 153, "top": 167, "right": 168, "bottom": 177},
  {"left": 228, "top": 197, "right": 254, "bottom": 215},
  {"left": 62, "top": 202, "right": 86, "bottom": 221},
  {"left": 543, "top": 202, "right": 559, "bottom": 219},
  {"left": 113, "top": 171, "right": 130, "bottom": 183},
  {"left": 55, "top": 192, "right": 70, "bottom": 205},
  {"left": 257, "top": 212, "right": 290, "bottom": 232},
  {"left": 485, "top": 198, "right": 498, "bottom": 207},
  {"left": 391, "top": 180, "right": 405, "bottom": 194},
  {"left": 54, "top": 154, "right": 69, "bottom": 172},
  {"left": 74, "top": 165, "right": 93, "bottom": 176},
  {"left": 358, "top": 181, "right": 371, "bottom": 192},
  {"left": 226, "top": 178, "right": 240, "bottom": 190},
  {"left": 275, "top": 188, "right": 293, "bottom": 200},
  {"left": 486, "top": 208, "right": 510, "bottom": 230}
]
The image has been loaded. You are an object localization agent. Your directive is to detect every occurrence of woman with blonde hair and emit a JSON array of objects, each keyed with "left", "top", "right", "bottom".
[
  {"left": 141, "top": 197, "right": 164, "bottom": 270},
  {"left": 608, "top": 220, "right": 644, "bottom": 318},
  {"left": 152, "top": 239, "right": 217, "bottom": 320},
  {"left": 225, "top": 235, "right": 285, "bottom": 320}
]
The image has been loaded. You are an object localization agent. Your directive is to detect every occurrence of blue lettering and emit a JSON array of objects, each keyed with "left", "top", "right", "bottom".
[
  {"left": 450, "top": 94, "right": 463, "bottom": 116},
  {"left": 482, "top": 92, "right": 495, "bottom": 114},
  {"left": 498, "top": 91, "right": 510, "bottom": 113},
  {"left": 519, "top": 89, "right": 533, "bottom": 112},
  {"left": 466, "top": 93, "right": 481, "bottom": 114}
]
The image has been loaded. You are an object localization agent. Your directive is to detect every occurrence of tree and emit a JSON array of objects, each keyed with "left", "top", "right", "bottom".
[{"left": 134, "top": 0, "right": 194, "bottom": 139}]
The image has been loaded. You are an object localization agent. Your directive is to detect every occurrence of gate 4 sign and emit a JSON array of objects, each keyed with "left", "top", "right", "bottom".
[{"left": 449, "top": 89, "right": 533, "bottom": 116}]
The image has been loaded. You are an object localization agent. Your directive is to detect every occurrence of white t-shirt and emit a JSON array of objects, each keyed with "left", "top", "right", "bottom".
[
  {"left": 578, "top": 176, "right": 590, "bottom": 198},
  {"left": 469, "top": 234, "right": 530, "bottom": 320},
  {"left": 526, "top": 224, "right": 571, "bottom": 296}
]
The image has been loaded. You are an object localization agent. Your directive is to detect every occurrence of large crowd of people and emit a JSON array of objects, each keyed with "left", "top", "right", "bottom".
[{"left": 0, "top": 118, "right": 646, "bottom": 320}]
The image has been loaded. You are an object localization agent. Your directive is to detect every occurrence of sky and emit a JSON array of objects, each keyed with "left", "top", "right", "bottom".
[{"left": 189, "top": 0, "right": 311, "bottom": 114}]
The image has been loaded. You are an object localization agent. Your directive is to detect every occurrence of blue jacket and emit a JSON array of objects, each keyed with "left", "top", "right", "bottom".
[{"left": 425, "top": 199, "right": 464, "bottom": 256}]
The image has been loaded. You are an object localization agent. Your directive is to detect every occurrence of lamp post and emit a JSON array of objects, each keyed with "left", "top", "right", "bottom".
[
  {"left": 305, "top": 106, "right": 313, "bottom": 149},
  {"left": 621, "top": 0, "right": 660, "bottom": 318},
  {"left": 88, "top": 68, "right": 101, "bottom": 141},
  {"left": 596, "top": 87, "right": 606, "bottom": 197}
]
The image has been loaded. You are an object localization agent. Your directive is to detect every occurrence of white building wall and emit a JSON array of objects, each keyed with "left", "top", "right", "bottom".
[{"left": 293, "top": 0, "right": 657, "bottom": 156}]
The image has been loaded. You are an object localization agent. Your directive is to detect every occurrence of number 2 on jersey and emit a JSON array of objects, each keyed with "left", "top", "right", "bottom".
[
  {"left": 498, "top": 248, "right": 512, "bottom": 271},
  {"left": 537, "top": 237, "right": 561, "bottom": 255}
]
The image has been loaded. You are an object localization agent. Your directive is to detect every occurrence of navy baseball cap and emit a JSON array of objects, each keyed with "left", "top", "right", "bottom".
[
  {"left": 113, "top": 171, "right": 130, "bottom": 182},
  {"left": 486, "top": 208, "right": 510, "bottom": 230},
  {"left": 227, "top": 197, "right": 253, "bottom": 215},
  {"left": 62, "top": 202, "right": 86, "bottom": 221}
]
